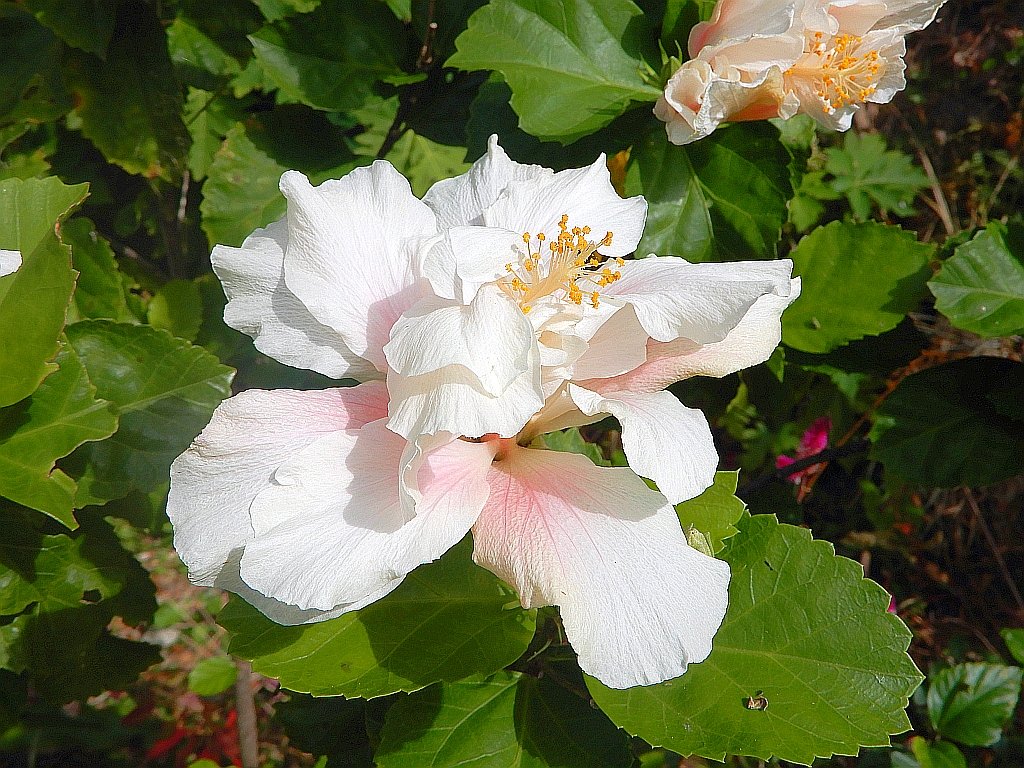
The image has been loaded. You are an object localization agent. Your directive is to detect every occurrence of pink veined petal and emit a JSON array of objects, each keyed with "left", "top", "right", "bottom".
[
  {"left": 0, "top": 250, "right": 20, "bottom": 278},
  {"left": 422, "top": 135, "right": 553, "bottom": 229},
  {"left": 238, "top": 420, "right": 496, "bottom": 614},
  {"left": 167, "top": 382, "right": 388, "bottom": 588},
  {"left": 585, "top": 277, "right": 800, "bottom": 394},
  {"left": 280, "top": 164, "right": 437, "bottom": 373},
  {"left": 569, "top": 385, "right": 718, "bottom": 505},
  {"left": 212, "top": 219, "right": 380, "bottom": 380},
  {"left": 472, "top": 445, "right": 731, "bottom": 689}
]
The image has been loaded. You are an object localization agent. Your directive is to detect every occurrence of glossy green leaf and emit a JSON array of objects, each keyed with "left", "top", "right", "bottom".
[
  {"left": 929, "top": 221, "right": 1024, "bottom": 338},
  {"left": 625, "top": 123, "right": 793, "bottom": 262},
  {"left": 588, "top": 514, "right": 922, "bottom": 765},
  {"left": 926, "top": 663, "right": 1023, "bottom": 747},
  {"left": 0, "top": 176, "right": 88, "bottom": 408},
  {"left": 249, "top": 0, "right": 405, "bottom": 111},
  {"left": 909, "top": 737, "right": 967, "bottom": 768},
  {"left": 62, "top": 217, "right": 133, "bottom": 322},
  {"left": 188, "top": 656, "right": 239, "bottom": 696},
  {"left": 1002, "top": 628, "right": 1024, "bottom": 665},
  {"left": 674, "top": 471, "right": 745, "bottom": 554},
  {"left": 63, "top": 320, "right": 234, "bottom": 505},
  {"left": 0, "top": 5, "right": 72, "bottom": 126},
  {"left": 782, "top": 221, "right": 935, "bottom": 353},
  {"left": 869, "top": 358, "right": 1024, "bottom": 488},
  {"left": 24, "top": 0, "right": 117, "bottom": 57},
  {"left": 65, "top": 3, "right": 189, "bottom": 179},
  {"left": 221, "top": 539, "right": 536, "bottom": 698},
  {"left": 449, "top": 0, "right": 660, "bottom": 143},
  {"left": 377, "top": 671, "right": 632, "bottom": 768},
  {"left": 0, "top": 344, "right": 116, "bottom": 528},
  {"left": 184, "top": 88, "right": 249, "bottom": 181}
]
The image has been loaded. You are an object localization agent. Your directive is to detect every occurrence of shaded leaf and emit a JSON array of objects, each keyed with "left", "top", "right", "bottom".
[
  {"left": 188, "top": 656, "right": 239, "bottom": 696},
  {"left": 926, "top": 663, "right": 1023, "bottom": 747},
  {"left": 909, "top": 737, "right": 967, "bottom": 768},
  {"left": 822, "top": 133, "right": 928, "bottom": 220},
  {"left": 1002, "top": 628, "right": 1024, "bottom": 666},
  {"left": 24, "top": 0, "right": 116, "bottom": 58},
  {"left": 0, "top": 6, "right": 72, "bottom": 126},
  {"left": 148, "top": 279, "right": 203, "bottom": 341},
  {"left": 62, "top": 217, "right": 134, "bottom": 322}
]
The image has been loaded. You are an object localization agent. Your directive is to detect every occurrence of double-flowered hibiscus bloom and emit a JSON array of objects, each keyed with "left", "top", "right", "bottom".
[
  {"left": 168, "top": 137, "right": 799, "bottom": 689},
  {"left": 655, "top": 0, "right": 947, "bottom": 144}
]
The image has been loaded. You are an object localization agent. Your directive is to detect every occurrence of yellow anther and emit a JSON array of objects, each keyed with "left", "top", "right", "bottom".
[
  {"left": 505, "top": 263, "right": 514, "bottom": 273},
  {"left": 523, "top": 232, "right": 531, "bottom": 242},
  {"left": 537, "top": 232, "right": 546, "bottom": 241},
  {"left": 590, "top": 291, "right": 600, "bottom": 308}
]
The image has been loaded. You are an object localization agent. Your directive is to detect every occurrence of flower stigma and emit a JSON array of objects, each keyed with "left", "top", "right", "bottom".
[
  {"left": 500, "top": 214, "right": 624, "bottom": 314},
  {"left": 788, "top": 31, "right": 884, "bottom": 114}
]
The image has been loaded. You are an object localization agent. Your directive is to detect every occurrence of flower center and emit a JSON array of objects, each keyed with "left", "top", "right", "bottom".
[
  {"left": 790, "top": 31, "right": 884, "bottom": 114},
  {"left": 499, "top": 214, "right": 624, "bottom": 314}
]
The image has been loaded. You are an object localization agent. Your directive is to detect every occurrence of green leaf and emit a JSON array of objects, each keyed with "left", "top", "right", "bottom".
[
  {"left": 0, "top": 176, "right": 88, "bottom": 408},
  {"left": 23, "top": 0, "right": 117, "bottom": 58},
  {"left": 62, "top": 217, "right": 133, "bottom": 322},
  {"left": 625, "top": 123, "right": 793, "bottom": 262},
  {"left": 929, "top": 221, "right": 1024, "bottom": 338},
  {"left": 449, "top": 0, "right": 660, "bottom": 143},
  {"left": 148, "top": 279, "right": 204, "bottom": 341},
  {"left": 588, "top": 514, "right": 922, "bottom": 765},
  {"left": 385, "top": 131, "right": 471, "bottom": 198},
  {"left": 674, "top": 470, "right": 745, "bottom": 554},
  {"left": 1002, "top": 628, "right": 1024, "bottom": 665},
  {"left": 869, "top": 358, "right": 1024, "bottom": 488},
  {"left": 540, "top": 428, "right": 610, "bottom": 467},
  {"left": 63, "top": 320, "right": 234, "bottom": 505},
  {"left": 0, "top": 344, "right": 117, "bottom": 528},
  {"left": 0, "top": 5, "right": 72, "bottom": 126},
  {"left": 188, "top": 656, "right": 239, "bottom": 696},
  {"left": 249, "top": 0, "right": 405, "bottom": 111},
  {"left": 926, "top": 663, "right": 1023, "bottom": 747},
  {"left": 65, "top": 2, "right": 190, "bottom": 179},
  {"left": 822, "top": 133, "right": 928, "bottom": 220},
  {"left": 377, "top": 671, "right": 632, "bottom": 768},
  {"left": 253, "top": 0, "right": 323, "bottom": 21},
  {"left": 184, "top": 88, "right": 249, "bottom": 181},
  {"left": 221, "top": 539, "right": 536, "bottom": 698},
  {"left": 909, "top": 737, "right": 967, "bottom": 768},
  {"left": 782, "top": 221, "right": 935, "bottom": 353}
]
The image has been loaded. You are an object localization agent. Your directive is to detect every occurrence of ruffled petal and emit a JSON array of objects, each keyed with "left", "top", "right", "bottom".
[
  {"left": 238, "top": 421, "right": 495, "bottom": 612},
  {"left": 423, "top": 135, "right": 552, "bottom": 228},
  {"left": 0, "top": 250, "right": 20, "bottom": 278},
  {"left": 212, "top": 219, "right": 379, "bottom": 380},
  {"left": 688, "top": 0, "right": 799, "bottom": 57},
  {"left": 167, "top": 383, "right": 389, "bottom": 587},
  {"left": 483, "top": 156, "right": 647, "bottom": 258},
  {"left": 472, "top": 446, "right": 730, "bottom": 688},
  {"left": 280, "top": 164, "right": 437, "bottom": 372},
  {"left": 419, "top": 226, "right": 524, "bottom": 303},
  {"left": 587, "top": 277, "right": 801, "bottom": 393},
  {"left": 600, "top": 257, "right": 795, "bottom": 343},
  {"left": 873, "top": 0, "right": 946, "bottom": 33},
  {"left": 569, "top": 385, "right": 717, "bottom": 504}
]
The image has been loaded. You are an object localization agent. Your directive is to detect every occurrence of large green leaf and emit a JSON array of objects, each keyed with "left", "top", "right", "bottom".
[
  {"left": 221, "top": 539, "right": 536, "bottom": 698},
  {"left": 449, "top": 0, "right": 660, "bottom": 143},
  {"left": 23, "top": 0, "right": 117, "bottom": 57},
  {"left": 376, "top": 671, "right": 632, "bottom": 767},
  {"left": 588, "top": 514, "right": 921, "bottom": 765},
  {"left": 63, "top": 320, "right": 234, "bottom": 505},
  {"left": 782, "top": 221, "right": 935, "bottom": 353},
  {"left": 929, "top": 221, "right": 1024, "bottom": 338},
  {"left": 65, "top": 2, "right": 190, "bottom": 179},
  {"left": 674, "top": 470, "right": 745, "bottom": 554},
  {"left": 625, "top": 123, "right": 793, "bottom": 262},
  {"left": 0, "top": 344, "right": 117, "bottom": 528},
  {"left": 869, "top": 358, "right": 1024, "bottom": 488},
  {"left": 0, "top": 176, "right": 88, "bottom": 408},
  {"left": 249, "top": 0, "right": 405, "bottom": 111},
  {"left": 62, "top": 217, "right": 134, "bottom": 323},
  {"left": 926, "top": 663, "right": 1023, "bottom": 747},
  {"left": 0, "top": 5, "right": 72, "bottom": 126}
]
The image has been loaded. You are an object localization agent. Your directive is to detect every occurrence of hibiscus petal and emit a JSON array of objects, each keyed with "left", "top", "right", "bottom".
[
  {"left": 0, "top": 250, "right": 20, "bottom": 277},
  {"left": 212, "top": 219, "right": 379, "bottom": 380},
  {"left": 873, "top": 0, "right": 946, "bottom": 33},
  {"left": 167, "top": 383, "right": 389, "bottom": 587},
  {"left": 688, "top": 0, "right": 799, "bottom": 57},
  {"left": 588, "top": 277, "right": 801, "bottom": 393},
  {"left": 600, "top": 257, "right": 795, "bottom": 343},
  {"left": 423, "top": 135, "right": 552, "bottom": 229},
  {"left": 569, "top": 385, "right": 717, "bottom": 504},
  {"left": 482, "top": 156, "right": 647, "bottom": 258},
  {"left": 420, "top": 226, "right": 524, "bottom": 303},
  {"left": 472, "top": 446, "right": 730, "bottom": 688},
  {"left": 239, "top": 421, "right": 495, "bottom": 612},
  {"left": 280, "top": 164, "right": 436, "bottom": 372}
]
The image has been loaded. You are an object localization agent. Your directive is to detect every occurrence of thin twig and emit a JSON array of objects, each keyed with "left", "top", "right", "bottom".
[
  {"left": 417, "top": 0, "right": 438, "bottom": 70},
  {"left": 963, "top": 489, "right": 1024, "bottom": 613},
  {"left": 982, "top": 155, "right": 1019, "bottom": 222},
  {"left": 235, "top": 660, "right": 260, "bottom": 768},
  {"left": 916, "top": 147, "right": 956, "bottom": 236}
]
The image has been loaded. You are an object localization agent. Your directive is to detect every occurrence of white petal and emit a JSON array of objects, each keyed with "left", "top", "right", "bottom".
[
  {"left": 423, "top": 135, "right": 552, "bottom": 228},
  {"left": 472, "top": 446, "right": 730, "bottom": 688},
  {"left": 212, "top": 219, "right": 379, "bottom": 380},
  {"left": 600, "top": 257, "right": 795, "bottom": 343},
  {"left": 483, "top": 156, "right": 647, "bottom": 258},
  {"left": 568, "top": 302, "right": 649, "bottom": 381},
  {"left": 239, "top": 421, "right": 495, "bottom": 612},
  {"left": 0, "top": 250, "right": 21, "bottom": 278},
  {"left": 873, "top": 0, "right": 946, "bottom": 33},
  {"left": 587, "top": 277, "right": 801, "bottom": 393},
  {"left": 569, "top": 385, "right": 718, "bottom": 504},
  {"left": 280, "top": 164, "right": 437, "bottom": 372},
  {"left": 420, "top": 226, "right": 524, "bottom": 303},
  {"left": 167, "top": 383, "right": 388, "bottom": 587},
  {"left": 688, "top": 0, "right": 799, "bottom": 57}
]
